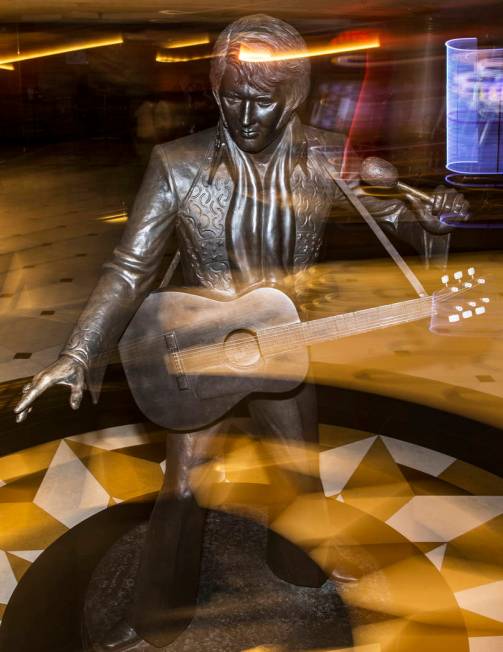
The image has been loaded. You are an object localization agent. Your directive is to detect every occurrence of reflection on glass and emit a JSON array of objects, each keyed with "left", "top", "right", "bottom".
[{"left": 446, "top": 37, "right": 503, "bottom": 174}]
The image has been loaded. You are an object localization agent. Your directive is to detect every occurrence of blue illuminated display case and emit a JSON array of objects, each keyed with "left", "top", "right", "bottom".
[{"left": 446, "top": 37, "right": 503, "bottom": 175}]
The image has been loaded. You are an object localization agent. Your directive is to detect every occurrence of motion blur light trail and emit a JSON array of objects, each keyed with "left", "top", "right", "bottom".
[
  {"left": 162, "top": 34, "right": 210, "bottom": 49},
  {"left": 156, "top": 52, "right": 214, "bottom": 63},
  {"left": 238, "top": 36, "right": 380, "bottom": 63},
  {"left": 97, "top": 211, "right": 128, "bottom": 224},
  {"left": 0, "top": 35, "right": 124, "bottom": 66}
]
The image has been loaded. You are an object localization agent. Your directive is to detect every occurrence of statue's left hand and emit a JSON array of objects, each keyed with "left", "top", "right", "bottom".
[
  {"left": 406, "top": 185, "right": 470, "bottom": 235},
  {"left": 14, "top": 357, "right": 85, "bottom": 423}
]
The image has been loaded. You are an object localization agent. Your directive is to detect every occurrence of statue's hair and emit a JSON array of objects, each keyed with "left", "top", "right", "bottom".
[{"left": 210, "top": 14, "right": 311, "bottom": 110}]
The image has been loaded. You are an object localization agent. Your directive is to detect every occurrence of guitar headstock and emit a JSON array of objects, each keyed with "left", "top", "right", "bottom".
[{"left": 430, "top": 267, "right": 491, "bottom": 335}]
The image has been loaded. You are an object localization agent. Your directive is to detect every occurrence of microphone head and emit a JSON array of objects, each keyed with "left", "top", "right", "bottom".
[{"left": 360, "top": 156, "right": 399, "bottom": 189}]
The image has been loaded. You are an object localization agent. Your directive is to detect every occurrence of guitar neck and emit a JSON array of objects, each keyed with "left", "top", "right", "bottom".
[{"left": 259, "top": 295, "right": 434, "bottom": 352}]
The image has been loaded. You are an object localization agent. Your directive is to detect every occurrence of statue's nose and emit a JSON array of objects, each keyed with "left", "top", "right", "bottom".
[{"left": 241, "top": 100, "right": 254, "bottom": 127}]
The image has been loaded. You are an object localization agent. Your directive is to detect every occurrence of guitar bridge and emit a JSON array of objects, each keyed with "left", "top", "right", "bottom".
[{"left": 164, "top": 331, "right": 190, "bottom": 391}]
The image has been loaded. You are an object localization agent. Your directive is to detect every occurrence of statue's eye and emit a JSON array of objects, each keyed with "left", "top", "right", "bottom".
[
  {"left": 257, "top": 100, "right": 273, "bottom": 108},
  {"left": 224, "top": 95, "right": 240, "bottom": 104}
]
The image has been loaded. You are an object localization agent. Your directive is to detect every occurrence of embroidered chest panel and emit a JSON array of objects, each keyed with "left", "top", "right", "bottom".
[{"left": 176, "top": 157, "right": 335, "bottom": 292}]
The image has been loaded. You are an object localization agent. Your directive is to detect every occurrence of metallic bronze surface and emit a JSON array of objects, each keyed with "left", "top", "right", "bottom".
[
  {"left": 12, "top": 13, "right": 470, "bottom": 651},
  {"left": 118, "top": 286, "right": 307, "bottom": 430},
  {"left": 84, "top": 511, "right": 351, "bottom": 651}
]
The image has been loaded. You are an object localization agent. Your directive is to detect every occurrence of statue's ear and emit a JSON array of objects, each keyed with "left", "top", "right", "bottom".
[
  {"left": 213, "top": 89, "right": 231, "bottom": 130},
  {"left": 212, "top": 88, "right": 221, "bottom": 109}
]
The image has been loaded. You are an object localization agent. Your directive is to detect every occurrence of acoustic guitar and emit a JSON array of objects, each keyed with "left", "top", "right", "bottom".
[{"left": 118, "top": 268, "right": 489, "bottom": 430}]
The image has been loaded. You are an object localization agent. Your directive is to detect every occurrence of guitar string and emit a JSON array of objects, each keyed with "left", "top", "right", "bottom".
[
  {"left": 173, "top": 294, "right": 439, "bottom": 360},
  {"left": 118, "top": 295, "right": 432, "bottom": 360},
  {"left": 176, "top": 282, "right": 481, "bottom": 366},
  {"left": 117, "top": 287, "right": 470, "bottom": 363},
  {"left": 182, "top": 299, "right": 433, "bottom": 360},
  {"left": 116, "top": 282, "right": 478, "bottom": 362},
  {"left": 178, "top": 302, "right": 436, "bottom": 370}
]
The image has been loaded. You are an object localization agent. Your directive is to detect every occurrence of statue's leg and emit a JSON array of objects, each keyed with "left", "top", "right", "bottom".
[
  {"left": 247, "top": 382, "right": 327, "bottom": 588},
  {"left": 128, "top": 431, "right": 210, "bottom": 648}
]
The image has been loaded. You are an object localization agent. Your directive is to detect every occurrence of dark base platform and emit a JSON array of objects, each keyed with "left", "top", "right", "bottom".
[{"left": 83, "top": 510, "right": 353, "bottom": 651}]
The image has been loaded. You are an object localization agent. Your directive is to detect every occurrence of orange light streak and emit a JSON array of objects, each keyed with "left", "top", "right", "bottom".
[
  {"left": 156, "top": 52, "right": 214, "bottom": 63},
  {"left": 0, "top": 35, "right": 124, "bottom": 66},
  {"left": 0, "top": 63, "right": 14, "bottom": 71},
  {"left": 98, "top": 211, "right": 128, "bottom": 223},
  {"left": 162, "top": 34, "right": 210, "bottom": 49},
  {"left": 239, "top": 37, "right": 380, "bottom": 63}
]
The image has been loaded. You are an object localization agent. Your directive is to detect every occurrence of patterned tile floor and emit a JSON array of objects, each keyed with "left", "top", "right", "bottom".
[
  {"left": 0, "top": 142, "right": 141, "bottom": 382},
  {"left": 0, "top": 419, "right": 502, "bottom": 652}
]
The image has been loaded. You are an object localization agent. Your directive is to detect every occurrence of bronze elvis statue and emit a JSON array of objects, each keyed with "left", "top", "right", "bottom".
[{"left": 14, "top": 15, "right": 469, "bottom": 650}]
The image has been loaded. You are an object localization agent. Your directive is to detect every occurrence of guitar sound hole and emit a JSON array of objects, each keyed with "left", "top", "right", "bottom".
[{"left": 223, "top": 329, "right": 261, "bottom": 368}]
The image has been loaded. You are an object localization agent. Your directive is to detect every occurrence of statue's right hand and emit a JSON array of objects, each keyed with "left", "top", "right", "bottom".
[{"left": 14, "top": 357, "right": 85, "bottom": 423}]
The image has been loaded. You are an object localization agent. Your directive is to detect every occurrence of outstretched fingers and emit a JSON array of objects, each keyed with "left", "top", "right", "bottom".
[
  {"left": 15, "top": 407, "right": 33, "bottom": 423},
  {"left": 70, "top": 381, "right": 84, "bottom": 410},
  {"left": 14, "top": 374, "right": 53, "bottom": 415},
  {"left": 13, "top": 358, "right": 86, "bottom": 423}
]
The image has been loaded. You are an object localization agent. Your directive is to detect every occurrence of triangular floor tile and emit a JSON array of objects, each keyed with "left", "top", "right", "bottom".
[
  {"left": 320, "top": 436, "right": 377, "bottom": 496},
  {"left": 425, "top": 544, "right": 447, "bottom": 570},
  {"left": 469, "top": 636, "right": 503, "bottom": 652},
  {"left": 456, "top": 581, "right": 503, "bottom": 623},
  {"left": 0, "top": 551, "right": 18, "bottom": 605},
  {"left": 6, "top": 552, "right": 31, "bottom": 582},
  {"left": 386, "top": 496, "right": 503, "bottom": 542},
  {"left": 7, "top": 550, "right": 43, "bottom": 563},
  {"left": 33, "top": 440, "right": 110, "bottom": 528},
  {"left": 380, "top": 436, "right": 455, "bottom": 477}
]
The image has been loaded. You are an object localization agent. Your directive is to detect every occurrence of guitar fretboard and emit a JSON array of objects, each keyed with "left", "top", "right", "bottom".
[{"left": 257, "top": 295, "right": 434, "bottom": 354}]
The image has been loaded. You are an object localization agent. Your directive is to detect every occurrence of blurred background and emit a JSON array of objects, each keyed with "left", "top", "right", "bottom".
[{"left": 1, "top": 0, "right": 503, "bottom": 256}]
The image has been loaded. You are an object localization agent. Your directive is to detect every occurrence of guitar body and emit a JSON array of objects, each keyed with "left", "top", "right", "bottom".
[
  {"left": 118, "top": 266, "right": 485, "bottom": 430},
  {"left": 119, "top": 287, "right": 309, "bottom": 430}
]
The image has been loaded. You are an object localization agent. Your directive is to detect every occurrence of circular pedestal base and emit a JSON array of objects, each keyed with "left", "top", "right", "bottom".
[{"left": 83, "top": 510, "right": 352, "bottom": 651}]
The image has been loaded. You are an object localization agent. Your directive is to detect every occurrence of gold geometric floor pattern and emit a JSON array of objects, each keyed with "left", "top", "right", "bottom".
[{"left": 1, "top": 421, "right": 502, "bottom": 652}]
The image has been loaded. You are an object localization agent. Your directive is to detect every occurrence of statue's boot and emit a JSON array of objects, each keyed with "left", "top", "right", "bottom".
[
  {"left": 100, "top": 620, "right": 141, "bottom": 650},
  {"left": 128, "top": 494, "right": 206, "bottom": 649},
  {"left": 98, "top": 494, "right": 205, "bottom": 650}
]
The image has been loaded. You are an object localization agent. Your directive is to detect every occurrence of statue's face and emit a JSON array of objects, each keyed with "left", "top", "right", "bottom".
[{"left": 218, "top": 65, "right": 289, "bottom": 153}]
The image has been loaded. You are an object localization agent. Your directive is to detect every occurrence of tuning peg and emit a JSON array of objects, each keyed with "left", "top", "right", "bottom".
[
  {"left": 455, "top": 305, "right": 463, "bottom": 311},
  {"left": 468, "top": 267, "right": 475, "bottom": 277},
  {"left": 454, "top": 271, "right": 463, "bottom": 280},
  {"left": 478, "top": 278, "right": 486, "bottom": 284},
  {"left": 468, "top": 301, "right": 476, "bottom": 307},
  {"left": 451, "top": 286, "right": 459, "bottom": 293},
  {"left": 448, "top": 314, "right": 460, "bottom": 323},
  {"left": 475, "top": 306, "right": 486, "bottom": 315},
  {"left": 464, "top": 281, "right": 473, "bottom": 288},
  {"left": 482, "top": 297, "right": 490, "bottom": 303},
  {"left": 462, "top": 309, "right": 473, "bottom": 319},
  {"left": 441, "top": 274, "right": 449, "bottom": 286}
]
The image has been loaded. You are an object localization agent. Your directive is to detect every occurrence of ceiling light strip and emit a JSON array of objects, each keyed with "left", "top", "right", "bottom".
[
  {"left": 0, "top": 35, "right": 124, "bottom": 66},
  {"left": 239, "top": 38, "right": 380, "bottom": 63},
  {"left": 163, "top": 35, "right": 210, "bottom": 49},
  {"left": 156, "top": 52, "right": 214, "bottom": 63}
]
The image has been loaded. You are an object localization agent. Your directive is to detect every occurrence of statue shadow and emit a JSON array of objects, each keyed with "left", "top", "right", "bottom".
[{"left": 0, "top": 499, "right": 353, "bottom": 652}]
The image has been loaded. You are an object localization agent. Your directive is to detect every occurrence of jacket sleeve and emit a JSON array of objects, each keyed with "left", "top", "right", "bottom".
[{"left": 60, "top": 144, "right": 179, "bottom": 402}]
